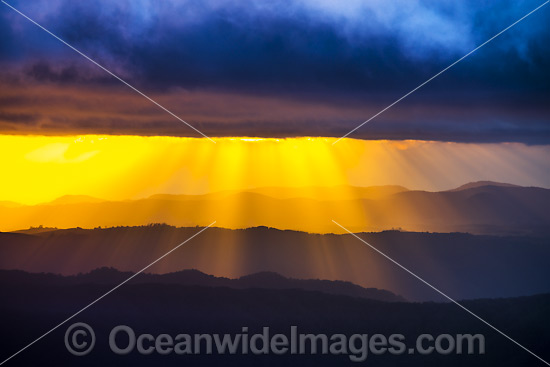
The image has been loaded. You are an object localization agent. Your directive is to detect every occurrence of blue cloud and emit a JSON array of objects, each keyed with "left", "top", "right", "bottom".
[{"left": 0, "top": 0, "right": 548, "bottom": 142}]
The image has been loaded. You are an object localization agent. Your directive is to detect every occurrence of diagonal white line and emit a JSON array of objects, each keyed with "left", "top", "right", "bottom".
[
  {"left": 332, "top": 1, "right": 550, "bottom": 145},
  {"left": 0, "top": 221, "right": 216, "bottom": 366},
  {"left": 332, "top": 220, "right": 550, "bottom": 366},
  {"left": 1, "top": 0, "right": 216, "bottom": 144}
]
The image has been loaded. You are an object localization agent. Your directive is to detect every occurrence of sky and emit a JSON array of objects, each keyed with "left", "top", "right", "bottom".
[
  {"left": 1, "top": 135, "right": 550, "bottom": 205},
  {"left": 1, "top": 0, "right": 549, "bottom": 142}
]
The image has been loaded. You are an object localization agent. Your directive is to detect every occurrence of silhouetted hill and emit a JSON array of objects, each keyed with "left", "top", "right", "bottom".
[
  {"left": 449, "top": 181, "right": 520, "bottom": 191},
  {"left": 0, "top": 277, "right": 548, "bottom": 366},
  {"left": 12, "top": 225, "right": 58, "bottom": 234},
  {"left": 1, "top": 183, "right": 548, "bottom": 234},
  {"left": 149, "top": 185, "right": 409, "bottom": 201},
  {"left": 244, "top": 185, "right": 409, "bottom": 200},
  {"left": 0, "top": 268, "right": 405, "bottom": 302},
  {"left": 1, "top": 226, "right": 549, "bottom": 301},
  {"left": 44, "top": 195, "right": 106, "bottom": 205}
]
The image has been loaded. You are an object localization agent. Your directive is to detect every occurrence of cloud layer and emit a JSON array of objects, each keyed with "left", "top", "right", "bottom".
[{"left": 0, "top": 0, "right": 549, "bottom": 142}]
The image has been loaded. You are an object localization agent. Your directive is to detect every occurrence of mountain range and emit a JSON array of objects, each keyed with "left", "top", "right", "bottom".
[
  {"left": 1, "top": 272, "right": 548, "bottom": 366},
  {"left": 0, "top": 182, "right": 549, "bottom": 235},
  {"left": 0, "top": 267, "right": 404, "bottom": 302},
  {"left": 1, "top": 226, "right": 548, "bottom": 301}
]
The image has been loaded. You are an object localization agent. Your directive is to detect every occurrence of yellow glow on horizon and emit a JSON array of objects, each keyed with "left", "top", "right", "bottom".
[
  {"left": 1, "top": 134, "right": 549, "bottom": 204},
  {"left": 0, "top": 135, "right": 354, "bottom": 205},
  {"left": 0, "top": 134, "right": 549, "bottom": 233}
]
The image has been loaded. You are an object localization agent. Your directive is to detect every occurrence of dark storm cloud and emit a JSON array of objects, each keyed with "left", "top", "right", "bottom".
[{"left": 0, "top": 0, "right": 548, "bottom": 142}]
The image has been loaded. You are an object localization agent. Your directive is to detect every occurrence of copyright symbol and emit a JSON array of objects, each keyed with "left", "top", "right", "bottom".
[{"left": 64, "top": 322, "right": 95, "bottom": 356}]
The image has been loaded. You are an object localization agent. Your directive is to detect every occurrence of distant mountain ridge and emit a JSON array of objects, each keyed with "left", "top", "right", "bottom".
[
  {"left": 448, "top": 181, "right": 520, "bottom": 191},
  {"left": 1, "top": 182, "right": 549, "bottom": 235},
  {"left": 0, "top": 268, "right": 405, "bottom": 302},
  {"left": 1, "top": 181, "right": 545, "bottom": 206},
  {"left": 1, "top": 227, "right": 549, "bottom": 301},
  {"left": 44, "top": 195, "right": 106, "bottom": 205}
]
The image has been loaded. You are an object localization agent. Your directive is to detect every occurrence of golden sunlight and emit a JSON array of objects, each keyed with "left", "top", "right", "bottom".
[{"left": 0, "top": 135, "right": 549, "bottom": 233}]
